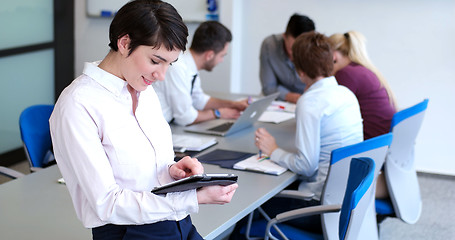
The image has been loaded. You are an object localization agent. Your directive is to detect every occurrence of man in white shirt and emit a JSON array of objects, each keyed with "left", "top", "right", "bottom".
[{"left": 154, "top": 21, "right": 248, "bottom": 126}]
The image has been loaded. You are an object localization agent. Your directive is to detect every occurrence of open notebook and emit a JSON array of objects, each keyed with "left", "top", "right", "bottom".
[
  {"left": 197, "top": 149, "right": 287, "bottom": 176},
  {"left": 233, "top": 154, "right": 287, "bottom": 175}
]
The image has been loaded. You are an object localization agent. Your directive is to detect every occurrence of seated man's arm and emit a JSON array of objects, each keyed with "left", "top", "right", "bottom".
[
  {"left": 203, "top": 97, "right": 248, "bottom": 111},
  {"left": 191, "top": 97, "right": 248, "bottom": 125},
  {"left": 260, "top": 37, "right": 301, "bottom": 103}
]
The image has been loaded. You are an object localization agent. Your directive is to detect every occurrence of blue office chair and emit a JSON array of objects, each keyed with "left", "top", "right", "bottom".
[
  {"left": 19, "top": 104, "right": 55, "bottom": 171},
  {"left": 376, "top": 99, "right": 429, "bottom": 224},
  {"left": 244, "top": 133, "right": 392, "bottom": 240},
  {"left": 247, "top": 157, "right": 376, "bottom": 240},
  {"left": 321, "top": 133, "right": 392, "bottom": 240},
  {"left": 338, "top": 158, "right": 376, "bottom": 240}
]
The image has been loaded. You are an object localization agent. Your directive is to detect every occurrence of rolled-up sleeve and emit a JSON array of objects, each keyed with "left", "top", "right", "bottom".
[{"left": 270, "top": 104, "right": 320, "bottom": 178}]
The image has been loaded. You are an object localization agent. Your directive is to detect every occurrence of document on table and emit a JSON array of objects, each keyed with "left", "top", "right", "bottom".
[
  {"left": 258, "top": 100, "right": 296, "bottom": 124},
  {"left": 267, "top": 100, "right": 296, "bottom": 113},
  {"left": 233, "top": 154, "right": 287, "bottom": 175},
  {"left": 258, "top": 111, "right": 295, "bottom": 124},
  {"left": 172, "top": 134, "right": 217, "bottom": 152},
  {"left": 247, "top": 99, "right": 296, "bottom": 113}
]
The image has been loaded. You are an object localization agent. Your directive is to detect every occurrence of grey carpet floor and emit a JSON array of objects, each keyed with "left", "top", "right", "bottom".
[{"left": 379, "top": 172, "right": 455, "bottom": 239}]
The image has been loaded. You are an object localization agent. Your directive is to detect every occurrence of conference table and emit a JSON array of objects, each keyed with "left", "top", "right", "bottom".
[
  {"left": 0, "top": 100, "right": 298, "bottom": 240},
  {"left": 173, "top": 118, "right": 298, "bottom": 239}
]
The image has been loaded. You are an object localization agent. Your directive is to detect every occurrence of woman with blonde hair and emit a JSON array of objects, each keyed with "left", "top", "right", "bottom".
[
  {"left": 329, "top": 31, "right": 396, "bottom": 199},
  {"left": 329, "top": 31, "right": 397, "bottom": 140}
]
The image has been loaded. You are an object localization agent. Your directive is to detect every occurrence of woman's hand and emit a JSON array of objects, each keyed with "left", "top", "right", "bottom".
[
  {"left": 169, "top": 156, "right": 204, "bottom": 180},
  {"left": 255, "top": 127, "right": 278, "bottom": 156},
  {"left": 197, "top": 184, "right": 239, "bottom": 204}
]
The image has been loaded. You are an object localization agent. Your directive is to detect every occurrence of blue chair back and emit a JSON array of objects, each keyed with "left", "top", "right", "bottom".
[
  {"left": 339, "top": 157, "right": 375, "bottom": 240},
  {"left": 245, "top": 157, "right": 377, "bottom": 240},
  {"left": 321, "top": 133, "right": 392, "bottom": 240},
  {"left": 19, "top": 104, "right": 54, "bottom": 168},
  {"left": 381, "top": 99, "right": 428, "bottom": 224}
]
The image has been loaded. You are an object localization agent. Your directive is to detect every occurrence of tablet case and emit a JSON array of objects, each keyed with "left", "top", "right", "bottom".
[
  {"left": 197, "top": 149, "right": 255, "bottom": 168},
  {"left": 151, "top": 173, "right": 238, "bottom": 194}
]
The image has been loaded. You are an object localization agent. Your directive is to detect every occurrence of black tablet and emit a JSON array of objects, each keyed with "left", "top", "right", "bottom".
[{"left": 151, "top": 173, "right": 238, "bottom": 194}]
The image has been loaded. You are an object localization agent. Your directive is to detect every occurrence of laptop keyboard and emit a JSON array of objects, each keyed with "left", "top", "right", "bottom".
[{"left": 208, "top": 122, "right": 234, "bottom": 132}]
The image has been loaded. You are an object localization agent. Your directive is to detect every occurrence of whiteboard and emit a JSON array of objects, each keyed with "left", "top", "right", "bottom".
[{"left": 86, "top": 0, "right": 208, "bottom": 22}]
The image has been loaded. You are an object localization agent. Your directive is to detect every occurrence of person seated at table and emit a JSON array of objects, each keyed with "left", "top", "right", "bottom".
[
  {"left": 153, "top": 21, "right": 248, "bottom": 126},
  {"left": 254, "top": 31, "right": 363, "bottom": 233},
  {"left": 49, "top": 1, "right": 238, "bottom": 239},
  {"left": 328, "top": 31, "right": 397, "bottom": 140},
  {"left": 328, "top": 31, "right": 398, "bottom": 199},
  {"left": 259, "top": 13, "right": 315, "bottom": 103}
]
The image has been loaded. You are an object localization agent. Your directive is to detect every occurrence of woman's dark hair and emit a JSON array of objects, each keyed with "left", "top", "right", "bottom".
[
  {"left": 292, "top": 32, "right": 333, "bottom": 79},
  {"left": 108, "top": 0, "right": 188, "bottom": 56},
  {"left": 190, "top": 21, "right": 232, "bottom": 54},
  {"left": 285, "top": 14, "right": 315, "bottom": 38}
]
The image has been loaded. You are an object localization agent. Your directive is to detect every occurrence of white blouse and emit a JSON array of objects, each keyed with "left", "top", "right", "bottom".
[
  {"left": 50, "top": 62, "right": 198, "bottom": 228},
  {"left": 271, "top": 76, "right": 363, "bottom": 201}
]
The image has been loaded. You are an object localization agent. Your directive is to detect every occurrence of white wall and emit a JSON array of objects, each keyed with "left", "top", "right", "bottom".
[
  {"left": 75, "top": 0, "right": 455, "bottom": 175},
  {"left": 235, "top": 0, "right": 455, "bottom": 175}
]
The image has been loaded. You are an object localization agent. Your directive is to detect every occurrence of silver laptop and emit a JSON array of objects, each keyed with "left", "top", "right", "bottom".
[{"left": 184, "top": 92, "right": 279, "bottom": 136}]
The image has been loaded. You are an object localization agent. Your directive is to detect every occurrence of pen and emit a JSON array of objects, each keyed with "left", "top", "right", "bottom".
[
  {"left": 271, "top": 103, "right": 285, "bottom": 110},
  {"left": 258, "top": 150, "right": 262, "bottom": 159},
  {"left": 248, "top": 96, "right": 253, "bottom": 104}
]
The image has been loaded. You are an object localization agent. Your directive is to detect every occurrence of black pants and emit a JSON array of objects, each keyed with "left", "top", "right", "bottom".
[{"left": 92, "top": 216, "right": 202, "bottom": 240}]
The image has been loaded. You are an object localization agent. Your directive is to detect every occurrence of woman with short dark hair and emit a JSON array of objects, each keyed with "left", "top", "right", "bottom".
[{"left": 50, "top": 1, "right": 238, "bottom": 239}]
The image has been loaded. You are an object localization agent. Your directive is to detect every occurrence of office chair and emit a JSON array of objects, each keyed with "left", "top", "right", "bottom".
[
  {"left": 0, "top": 166, "right": 25, "bottom": 179},
  {"left": 376, "top": 99, "right": 429, "bottom": 224},
  {"left": 247, "top": 157, "right": 376, "bottom": 240},
  {"left": 19, "top": 104, "right": 55, "bottom": 171},
  {"left": 244, "top": 133, "right": 392, "bottom": 240}
]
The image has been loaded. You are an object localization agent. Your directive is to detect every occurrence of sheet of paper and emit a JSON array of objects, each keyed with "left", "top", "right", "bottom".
[
  {"left": 172, "top": 134, "right": 217, "bottom": 152},
  {"left": 258, "top": 111, "right": 295, "bottom": 124},
  {"left": 268, "top": 100, "right": 296, "bottom": 113}
]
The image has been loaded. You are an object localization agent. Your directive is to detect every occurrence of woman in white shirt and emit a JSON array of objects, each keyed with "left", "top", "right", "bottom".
[
  {"left": 49, "top": 1, "right": 237, "bottom": 239},
  {"left": 254, "top": 31, "right": 363, "bottom": 233}
]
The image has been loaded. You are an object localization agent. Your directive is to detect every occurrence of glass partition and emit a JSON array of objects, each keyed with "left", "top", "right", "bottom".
[
  {"left": 0, "top": 50, "right": 54, "bottom": 153},
  {"left": 0, "top": 0, "right": 53, "bottom": 50}
]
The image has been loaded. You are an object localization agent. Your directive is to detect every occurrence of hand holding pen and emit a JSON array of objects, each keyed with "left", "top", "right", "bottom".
[
  {"left": 254, "top": 127, "right": 278, "bottom": 158},
  {"left": 257, "top": 150, "right": 270, "bottom": 162}
]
